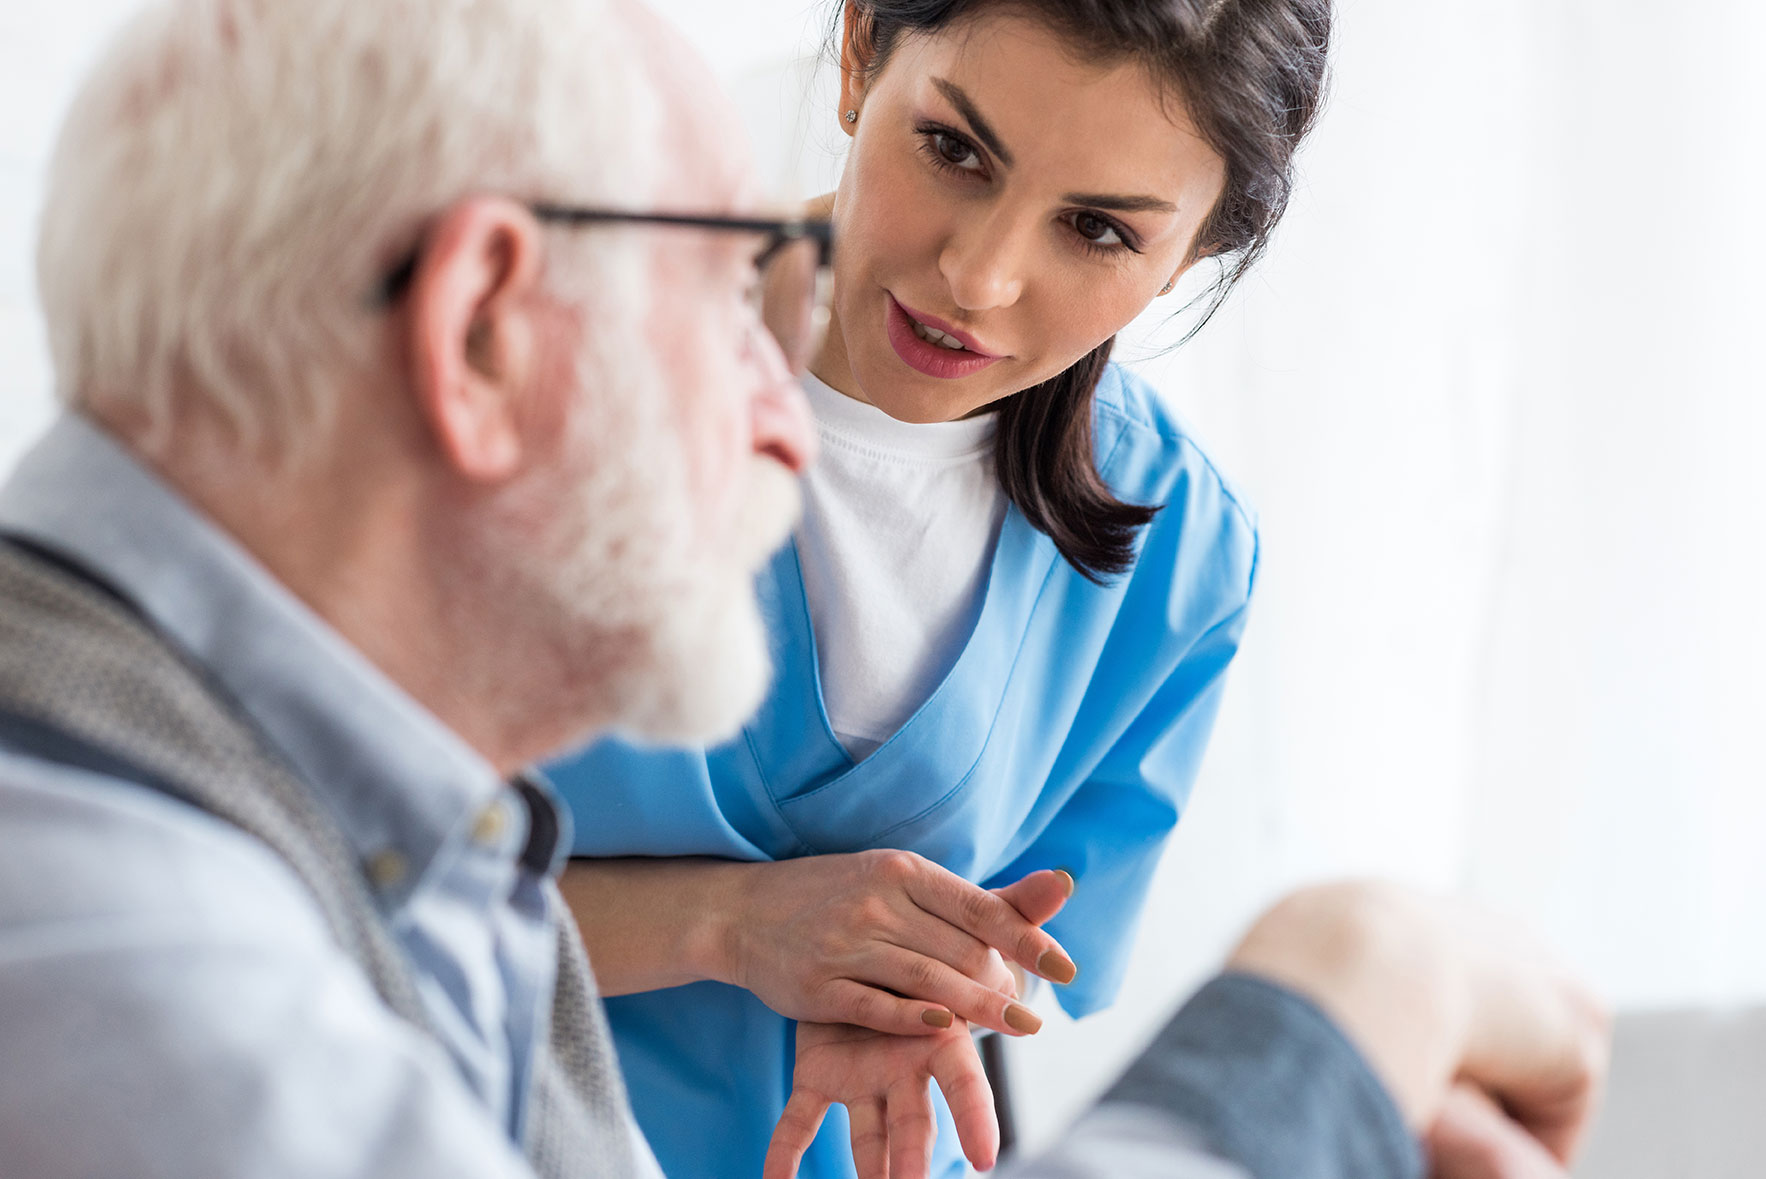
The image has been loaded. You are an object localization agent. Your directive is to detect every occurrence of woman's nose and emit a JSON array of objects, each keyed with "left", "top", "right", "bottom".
[{"left": 938, "top": 207, "right": 1030, "bottom": 312}]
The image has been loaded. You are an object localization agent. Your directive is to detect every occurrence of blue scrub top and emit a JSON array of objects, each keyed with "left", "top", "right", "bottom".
[{"left": 548, "top": 363, "right": 1259, "bottom": 1179}]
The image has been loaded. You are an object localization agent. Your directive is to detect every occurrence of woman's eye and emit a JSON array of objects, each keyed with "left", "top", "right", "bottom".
[
  {"left": 1071, "top": 212, "right": 1126, "bottom": 248},
  {"left": 934, "top": 132, "right": 981, "bottom": 171}
]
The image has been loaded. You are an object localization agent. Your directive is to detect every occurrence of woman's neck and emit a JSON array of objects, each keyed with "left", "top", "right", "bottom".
[{"left": 807, "top": 297, "right": 871, "bottom": 407}]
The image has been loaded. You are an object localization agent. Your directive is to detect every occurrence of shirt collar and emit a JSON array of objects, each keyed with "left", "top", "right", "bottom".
[{"left": 0, "top": 413, "right": 564, "bottom": 903}]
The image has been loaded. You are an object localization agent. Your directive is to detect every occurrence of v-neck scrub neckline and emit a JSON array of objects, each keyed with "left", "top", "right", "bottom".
[
  {"left": 757, "top": 504, "right": 1058, "bottom": 851},
  {"left": 793, "top": 372, "right": 1014, "bottom": 764}
]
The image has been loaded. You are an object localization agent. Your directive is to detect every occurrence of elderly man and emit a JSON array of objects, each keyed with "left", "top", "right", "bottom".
[{"left": 0, "top": 1, "right": 1602, "bottom": 1177}]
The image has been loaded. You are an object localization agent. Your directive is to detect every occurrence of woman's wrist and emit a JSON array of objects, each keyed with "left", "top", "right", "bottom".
[
  {"left": 685, "top": 858, "right": 759, "bottom": 989},
  {"left": 560, "top": 856, "right": 759, "bottom": 995}
]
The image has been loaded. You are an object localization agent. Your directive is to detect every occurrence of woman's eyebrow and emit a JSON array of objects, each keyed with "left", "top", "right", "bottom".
[
  {"left": 1063, "top": 192, "right": 1179, "bottom": 214},
  {"left": 930, "top": 78, "right": 1177, "bottom": 215},
  {"left": 932, "top": 78, "right": 1015, "bottom": 167}
]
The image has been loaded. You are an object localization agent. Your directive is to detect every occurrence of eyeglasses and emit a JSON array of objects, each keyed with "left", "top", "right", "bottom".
[{"left": 377, "top": 205, "right": 835, "bottom": 375}]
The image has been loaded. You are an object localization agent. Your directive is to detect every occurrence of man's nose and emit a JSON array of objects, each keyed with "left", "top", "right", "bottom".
[{"left": 751, "top": 361, "right": 817, "bottom": 475}]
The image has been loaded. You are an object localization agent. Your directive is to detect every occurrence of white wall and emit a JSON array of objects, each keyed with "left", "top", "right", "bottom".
[
  {"left": 678, "top": 0, "right": 1766, "bottom": 1151},
  {"left": 6, "top": 0, "right": 1763, "bottom": 1164},
  {"left": 0, "top": 4, "right": 127, "bottom": 465}
]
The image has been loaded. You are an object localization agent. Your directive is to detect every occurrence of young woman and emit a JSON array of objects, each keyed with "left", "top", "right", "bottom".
[{"left": 549, "top": 2, "right": 1331, "bottom": 1177}]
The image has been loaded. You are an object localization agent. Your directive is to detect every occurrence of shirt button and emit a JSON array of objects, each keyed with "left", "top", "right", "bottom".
[
  {"left": 470, "top": 803, "right": 509, "bottom": 847},
  {"left": 366, "top": 849, "right": 409, "bottom": 890}
]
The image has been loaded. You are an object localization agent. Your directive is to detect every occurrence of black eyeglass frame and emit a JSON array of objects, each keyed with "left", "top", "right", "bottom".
[{"left": 376, "top": 204, "right": 835, "bottom": 306}]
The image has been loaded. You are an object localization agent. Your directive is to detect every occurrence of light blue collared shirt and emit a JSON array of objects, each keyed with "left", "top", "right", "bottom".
[{"left": 0, "top": 415, "right": 582, "bottom": 1177}]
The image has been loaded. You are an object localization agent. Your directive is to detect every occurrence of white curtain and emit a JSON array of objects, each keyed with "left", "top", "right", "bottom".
[{"left": 6, "top": 0, "right": 1763, "bottom": 1155}]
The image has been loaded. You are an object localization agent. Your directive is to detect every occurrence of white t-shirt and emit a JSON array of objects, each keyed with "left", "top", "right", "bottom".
[{"left": 795, "top": 373, "right": 1010, "bottom": 759}]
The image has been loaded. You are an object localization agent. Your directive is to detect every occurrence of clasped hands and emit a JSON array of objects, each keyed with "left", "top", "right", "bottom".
[{"left": 713, "top": 850, "right": 1077, "bottom": 1179}]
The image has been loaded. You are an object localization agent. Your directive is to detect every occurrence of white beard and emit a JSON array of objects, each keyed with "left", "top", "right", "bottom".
[
  {"left": 574, "top": 446, "right": 800, "bottom": 747},
  {"left": 464, "top": 278, "right": 800, "bottom": 754}
]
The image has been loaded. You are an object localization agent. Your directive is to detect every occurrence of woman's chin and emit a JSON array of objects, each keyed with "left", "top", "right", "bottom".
[{"left": 856, "top": 365, "right": 985, "bottom": 424}]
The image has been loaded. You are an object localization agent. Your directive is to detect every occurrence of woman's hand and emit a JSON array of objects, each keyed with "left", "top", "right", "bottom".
[
  {"left": 725, "top": 852, "right": 1075, "bottom": 1038},
  {"left": 561, "top": 853, "right": 1073, "bottom": 1037}
]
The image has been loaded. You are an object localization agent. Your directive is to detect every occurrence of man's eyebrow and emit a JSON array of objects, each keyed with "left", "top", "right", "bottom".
[
  {"left": 932, "top": 78, "right": 1014, "bottom": 168},
  {"left": 1062, "top": 192, "right": 1179, "bottom": 215}
]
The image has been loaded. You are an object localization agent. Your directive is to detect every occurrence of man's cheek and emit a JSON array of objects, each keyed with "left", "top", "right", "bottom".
[{"left": 689, "top": 410, "right": 749, "bottom": 530}]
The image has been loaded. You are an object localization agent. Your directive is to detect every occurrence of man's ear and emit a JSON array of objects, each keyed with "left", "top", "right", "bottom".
[
  {"left": 403, "top": 196, "right": 545, "bottom": 483},
  {"left": 837, "top": 1, "right": 875, "bottom": 138}
]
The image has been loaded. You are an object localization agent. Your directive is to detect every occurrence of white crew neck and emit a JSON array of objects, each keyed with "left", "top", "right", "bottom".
[
  {"left": 794, "top": 370, "right": 1009, "bottom": 760},
  {"left": 801, "top": 371, "right": 995, "bottom": 461}
]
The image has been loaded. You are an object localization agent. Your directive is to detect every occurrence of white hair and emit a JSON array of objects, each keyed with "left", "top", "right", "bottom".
[{"left": 37, "top": 0, "right": 662, "bottom": 451}]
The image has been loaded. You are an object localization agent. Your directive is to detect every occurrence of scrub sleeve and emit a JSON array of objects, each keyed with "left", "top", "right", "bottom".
[{"left": 984, "top": 591, "right": 1254, "bottom": 1016}]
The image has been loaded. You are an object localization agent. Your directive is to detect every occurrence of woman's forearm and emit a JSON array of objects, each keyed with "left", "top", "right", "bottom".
[
  {"left": 559, "top": 849, "right": 1072, "bottom": 1037},
  {"left": 558, "top": 857, "right": 750, "bottom": 996}
]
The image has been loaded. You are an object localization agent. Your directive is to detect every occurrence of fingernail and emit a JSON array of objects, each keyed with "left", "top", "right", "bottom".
[
  {"left": 1004, "top": 1003, "right": 1042, "bottom": 1035},
  {"left": 1037, "top": 949, "right": 1078, "bottom": 985},
  {"left": 922, "top": 1008, "right": 953, "bottom": 1029},
  {"left": 1053, "top": 868, "right": 1075, "bottom": 898}
]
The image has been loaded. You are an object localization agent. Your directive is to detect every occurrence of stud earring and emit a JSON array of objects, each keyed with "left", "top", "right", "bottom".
[
  {"left": 844, "top": 109, "right": 858, "bottom": 124},
  {"left": 1160, "top": 280, "right": 1174, "bottom": 295}
]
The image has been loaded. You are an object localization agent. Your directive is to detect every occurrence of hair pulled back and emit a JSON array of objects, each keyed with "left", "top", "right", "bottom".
[{"left": 836, "top": 0, "right": 1331, "bottom": 581}]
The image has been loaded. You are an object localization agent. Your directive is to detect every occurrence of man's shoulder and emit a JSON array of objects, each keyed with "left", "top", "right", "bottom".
[
  {"left": 0, "top": 748, "right": 533, "bottom": 1179},
  {"left": 0, "top": 746, "right": 331, "bottom": 943}
]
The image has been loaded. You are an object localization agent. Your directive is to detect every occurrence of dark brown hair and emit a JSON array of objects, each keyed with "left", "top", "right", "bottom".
[{"left": 837, "top": 0, "right": 1332, "bottom": 581}]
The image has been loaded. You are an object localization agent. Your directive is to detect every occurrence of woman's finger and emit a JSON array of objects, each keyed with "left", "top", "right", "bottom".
[
  {"left": 871, "top": 945, "right": 1043, "bottom": 1036},
  {"left": 928, "top": 1030, "right": 1000, "bottom": 1171},
  {"left": 887, "top": 910, "right": 1005, "bottom": 987},
  {"left": 885, "top": 1078, "right": 938, "bottom": 1179},
  {"left": 992, "top": 868, "right": 1075, "bottom": 928},
  {"left": 814, "top": 978, "right": 959, "bottom": 1036},
  {"left": 900, "top": 860, "right": 1076, "bottom": 984},
  {"left": 764, "top": 1090, "right": 833, "bottom": 1179},
  {"left": 848, "top": 1098, "right": 891, "bottom": 1179}
]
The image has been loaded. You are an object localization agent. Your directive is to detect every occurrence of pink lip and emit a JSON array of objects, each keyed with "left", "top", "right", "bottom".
[
  {"left": 894, "top": 299, "right": 1002, "bottom": 357},
  {"left": 885, "top": 295, "right": 1005, "bottom": 380}
]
